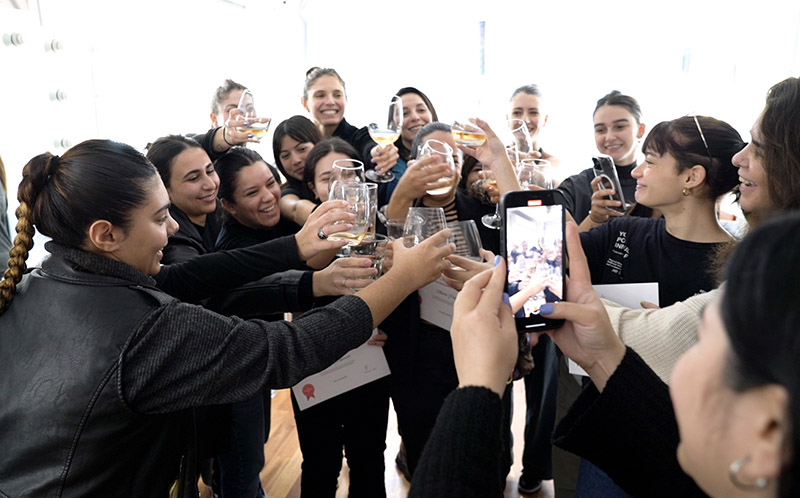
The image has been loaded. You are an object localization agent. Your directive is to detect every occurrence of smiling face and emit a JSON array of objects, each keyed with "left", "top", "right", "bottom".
[
  {"left": 594, "top": 105, "right": 645, "bottom": 165},
  {"left": 222, "top": 161, "right": 282, "bottom": 229},
  {"left": 109, "top": 176, "right": 179, "bottom": 275},
  {"left": 400, "top": 93, "right": 433, "bottom": 149},
  {"left": 309, "top": 151, "right": 351, "bottom": 203},
  {"left": 509, "top": 92, "right": 547, "bottom": 143},
  {"left": 631, "top": 151, "right": 690, "bottom": 209},
  {"left": 278, "top": 135, "right": 314, "bottom": 181},
  {"left": 302, "top": 75, "right": 346, "bottom": 135},
  {"left": 167, "top": 147, "right": 219, "bottom": 226},
  {"left": 732, "top": 121, "right": 770, "bottom": 218},
  {"left": 211, "top": 88, "right": 244, "bottom": 128}
]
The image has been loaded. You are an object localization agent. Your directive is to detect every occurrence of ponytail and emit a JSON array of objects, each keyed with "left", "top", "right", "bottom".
[{"left": 0, "top": 153, "right": 55, "bottom": 313}]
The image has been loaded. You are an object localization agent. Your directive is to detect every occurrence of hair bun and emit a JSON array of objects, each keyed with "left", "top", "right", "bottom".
[{"left": 306, "top": 66, "right": 321, "bottom": 79}]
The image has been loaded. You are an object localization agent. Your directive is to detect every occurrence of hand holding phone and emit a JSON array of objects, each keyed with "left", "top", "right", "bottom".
[
  {"left": 500, "top": 189, "right": 567, "bottom": 331},
  {"left": 591, "top": 155, "right": 630, "bottom": 214}
]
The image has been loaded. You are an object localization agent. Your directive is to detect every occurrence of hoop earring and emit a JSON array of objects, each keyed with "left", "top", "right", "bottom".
[
  {"left": 682, "top": 187, "right": 691, "bottom": 196},
  {"left": 729, "top": 455, "right": 769, "bottom": 491}
]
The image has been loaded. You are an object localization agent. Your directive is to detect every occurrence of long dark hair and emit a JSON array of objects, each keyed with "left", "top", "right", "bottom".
[
  {"left": 721, "top": 211, "right": 800, "bottom": 497},
  {"left": 758, "top": 77, "right": 800, "bottom": 217},
  {"left": 394, "top": 87, "right": 439, "bottom": 161},
  {"left": 145, "top": 135, "right": 204, "bottom": 189},
  {"left": 0, "top": 140, "right": 157, "bottom": 313},
  {"left": 271, "top": 115, "right": 322, "bottom": 181},
  {"left": 215, "top": 147, "right": 280, "bottom": 205}
]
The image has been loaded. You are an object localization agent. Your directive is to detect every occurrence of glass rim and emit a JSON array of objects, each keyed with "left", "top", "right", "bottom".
[
  {"left": 332, "top": 159, "right": 365, "bottom": 170},
  {"left": 519, "top": 157, "right": 552, "bottom": 167}
]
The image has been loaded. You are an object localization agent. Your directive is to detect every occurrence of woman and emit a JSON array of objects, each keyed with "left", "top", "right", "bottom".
[
  {"left": 383, "top": 121, "right": 501, "bottom": 479},
  {"left": 579, "top": 115, "right": 744, "bottom": 307},
  {"left": 301, "top": 67, "right": 399, "bottom": 182},
  {"left": 558, "top": 90, "right": 651, "bottom": 228},
  {"left": 217, "top": 144, "right": 390, "bottom": 497},
  {"left": 0, "top": 139, "right": 453, "bottom": 497},
  {"left": 303, "top": 137, "right": 363, "bottom": 203},
  {"left": 272, "top": 115, "right": 322, "bottom": 226},
  {"left": 380, "top": 87, "right": 439, "bottom": 205},
  {"left": 412, "top": 213, "right": 800, "bottom": 498},
  {"left": 507, "top": 84, "right": 562, "bottom": 180}
]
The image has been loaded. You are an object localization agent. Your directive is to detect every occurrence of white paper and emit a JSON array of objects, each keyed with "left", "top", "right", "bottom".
[
  {"left": 292, "top": 331, "right": 390, "bottom": 410},
  {"left": 568, "top": 282, "right": 660, "bottom": 377},
  {"left": 418, "top": 277, "right": 458, "bottom": 331}
]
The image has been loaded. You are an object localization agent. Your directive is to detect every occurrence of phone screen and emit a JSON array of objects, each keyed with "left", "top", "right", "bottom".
[{"left": 505, "top": 200, "right": 565, "bottom": 328}]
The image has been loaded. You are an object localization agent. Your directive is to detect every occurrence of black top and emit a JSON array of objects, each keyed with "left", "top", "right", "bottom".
[
  {"left": 579, "top": 217, "right": 722, "bottom": 307},
  {"left": 215, "top": 216, "right": 302, "bottom": 251},
  {"left": 408, "top": 386, "right": 505, "bottom": 498},
  {"left": 162, "top": 203, "right": 226, "bottom": 265},
  {"left": 332, "top": 117, "right": 378, "bottom": 171},
  {"left": 557, "top": 162, "right": 637, "bottom": 223},
  {"left": 553, "top": 348, "right": 707, "bottom": 497}
]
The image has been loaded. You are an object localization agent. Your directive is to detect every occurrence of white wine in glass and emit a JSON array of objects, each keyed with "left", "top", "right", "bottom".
[
  {"left": 451, "top": 120, "right": 487, "bottom": 146},
  {"left": 366, "top": 95, "right": 403, "bottom": 183},
  {"left": 236, "top": 89, "right": 271, "bottom": 139},
  {"left": 418, "top": 139, "right": 456, "bottom": 196},
  {"left": 328, "top": 182, "right": 370, "bottom": 246}
]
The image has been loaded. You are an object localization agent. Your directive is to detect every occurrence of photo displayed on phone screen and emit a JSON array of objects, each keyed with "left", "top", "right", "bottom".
[{"left": 505, "top": 203, "right": 564, "bottom": 320}]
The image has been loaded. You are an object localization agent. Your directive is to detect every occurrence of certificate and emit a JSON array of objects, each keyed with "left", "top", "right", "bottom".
[
  {"left": 418, "top": 277, "right": 458, "bottom": 330},
  {"left": 292, "top": 331, "right": 390, "bottom": 411},
  {"left": 568, "top": 282, "right": 660, "bottom": 376}
]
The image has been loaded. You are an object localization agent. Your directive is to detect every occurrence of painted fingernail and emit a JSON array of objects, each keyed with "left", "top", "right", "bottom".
[
  {"left": 502, "top": 292, "right": 511, "bottom": 307},
  {"left": 247, "top": 134, "right": 254, "bottom": 139},
  {"left": 493, "top": 255, "right": 501, "bottom": 267},
  {"left": 639, "top": 301, "right": 646, "bottom": 308},
  {"left": 540, "top": 303, "right": 554, "bottom": 315}
]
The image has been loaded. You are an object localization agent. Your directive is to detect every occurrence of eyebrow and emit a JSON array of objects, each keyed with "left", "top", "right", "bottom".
[{"left": 153, "top": 203, "right": 170, "bottom": 216}]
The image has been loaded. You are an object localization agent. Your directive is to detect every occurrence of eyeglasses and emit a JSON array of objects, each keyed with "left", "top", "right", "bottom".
[{"left": 693, "top": 115, "right": 714, "bottom": 167}]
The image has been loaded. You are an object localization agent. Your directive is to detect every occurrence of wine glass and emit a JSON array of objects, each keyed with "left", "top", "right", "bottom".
[
  {"left": 366, "top": 95, "right": 403, "bottom": 183},
  {"left": 508, "top": 118, "right": 533, "bottom": 153},
  {"left": 451, "top": 120, "right": 487, "bottom": 146},
  {"left": 236, "top": 89, "right": 271, "bottom": 140},
  {"left": 327, "top": 182, "right": 370, "bottom": 246},
  {"left": 384, "top": 218, "right": 406, "bottom": 240},
  {"left": 518, "top": 158, "right": 553, "bottom": 189},
  {"left": 402, "top": 207, "right": 447, "bottom": 247},
  {"left": 418, "top": 139, "right": 456, "bottom": 196},
  {"left": 347, "top": 234, "right": 389, "bottom": 292},
  {"left": 447, "top": 219, "right": 484, "bottom": 270},
  {"left": 481, "top": 166, "right": 502, "bottom": 230},
  {"left": 328, "top": 159, "right": 365, "bottom": 195},
  {"left": 364, "top": 182, "right": 378, "bottom": 239}
]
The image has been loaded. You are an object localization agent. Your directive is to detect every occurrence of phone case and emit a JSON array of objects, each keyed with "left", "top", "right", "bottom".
[{"left": 592, "top": 155, "right": 629, "bottom": 213}]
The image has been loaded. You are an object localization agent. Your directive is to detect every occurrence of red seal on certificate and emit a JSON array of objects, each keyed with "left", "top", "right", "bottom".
[{"left": 302, "top": 384, "right": 316, "bottom": 400}]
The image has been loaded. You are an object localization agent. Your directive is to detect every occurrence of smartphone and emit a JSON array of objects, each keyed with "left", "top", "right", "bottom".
[
  {"left": 500, "top": 189, "right": 566, "bottom": 331},
  {"left": 592, "top": 154, "right": 630, "bottom": 213}
]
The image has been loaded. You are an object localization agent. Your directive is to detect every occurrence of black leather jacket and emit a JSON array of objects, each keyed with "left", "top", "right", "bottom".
[{"left": 0, "top": 252, "right": 195, "bottom": 497}]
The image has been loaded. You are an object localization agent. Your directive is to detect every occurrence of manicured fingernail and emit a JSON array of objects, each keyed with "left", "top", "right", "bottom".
[
  {"left": 502, "top": 292, "right": 511, "bottom": 307},
  {"left": 540, "top": 303, "right": 554, "bottom": 315},
  {"left": 248, "top": 134, "right": 254, "bottom": 139},
  {"left": 493, "top": 255, "right": 501, "bottom": 267}
]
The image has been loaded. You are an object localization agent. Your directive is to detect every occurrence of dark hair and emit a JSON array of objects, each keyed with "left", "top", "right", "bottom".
[
  {"left": 302, "top": 137, "right": 359, "bottom": 197},
  {"left": 271, "top": 115, "right": 323, "bottom": 180},
  {"left": 394, "top": 87, "right": 439, "bottom": 161},
  {"left": 211, "top": 79, "right": 247, "bottom": 116},
  {"left": 758, "top": 77, "right": 800, "bottom": 216},
  {"left": 721, "top": 211, "right": 800, "bottom": 498},
  {"left": 215, "top": 147, "right": 279, "bottom": 204},
  {"left": 145, "top": 135, "right": 204, "bottom": 189},
  {"left": 302, "top": 67, "right": 346, "bottom": 101},
  {"left": 594, "top": 90, "right": 642, "bottom": 124},
  {"left": 641, "top": 116, "right": 744, "bottom": 201},
  {"left": 510, "top": 84, "right": 543, "bottom": 101},
  {"left": 410, "top": 122, "right": 453, "bottom": 160},
  {"left": 459, "top": 155, "right": 481, "bottom": 191},
  {"left": 0, "top": 140, "right": 157, "bottom": 312}
]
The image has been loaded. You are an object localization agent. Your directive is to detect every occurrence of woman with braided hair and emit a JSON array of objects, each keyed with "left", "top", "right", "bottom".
[{"left": 0, "top": 139, "right": 454, "bottom": 497}]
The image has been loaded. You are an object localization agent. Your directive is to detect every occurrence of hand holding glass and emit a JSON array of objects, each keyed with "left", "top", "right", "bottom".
[
  {"left": 451, "top": 120, "right": 487, "bottom": 146},
  {"left": 518, "top": 158, "right": 553, "bottom": 189},
  {"left": 508, "top": 118, "right": 533, "bottom": 153},
  {"left": 347, "top": 234, "right": 389, "bottom": 292},
  {"left": 418, "top": 139, "right": 456, "bottom": 196},
  {"left": 481, "top": 166, "right": 502, "bottom": 229},
  {"left": 236, "top": 89, "right": 271, "bottom": 140},
  {"left": 328, "top": 182, "right": 370, "bottom": 246},
  {"left": 403, "top": 207, "right": 448, "bottom": 247},
  {"left": 366, "top": 95, "right": 403, "bottom": 183}
]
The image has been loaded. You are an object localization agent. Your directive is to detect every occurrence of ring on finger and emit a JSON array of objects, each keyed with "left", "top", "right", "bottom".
[{"left": 317, "top": 227, "right": 327, "bottom": 240}]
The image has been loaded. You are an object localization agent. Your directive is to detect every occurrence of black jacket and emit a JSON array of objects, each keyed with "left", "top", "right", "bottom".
[{"left": 0, "top": 244, "right": 373, "bottom": 497}]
